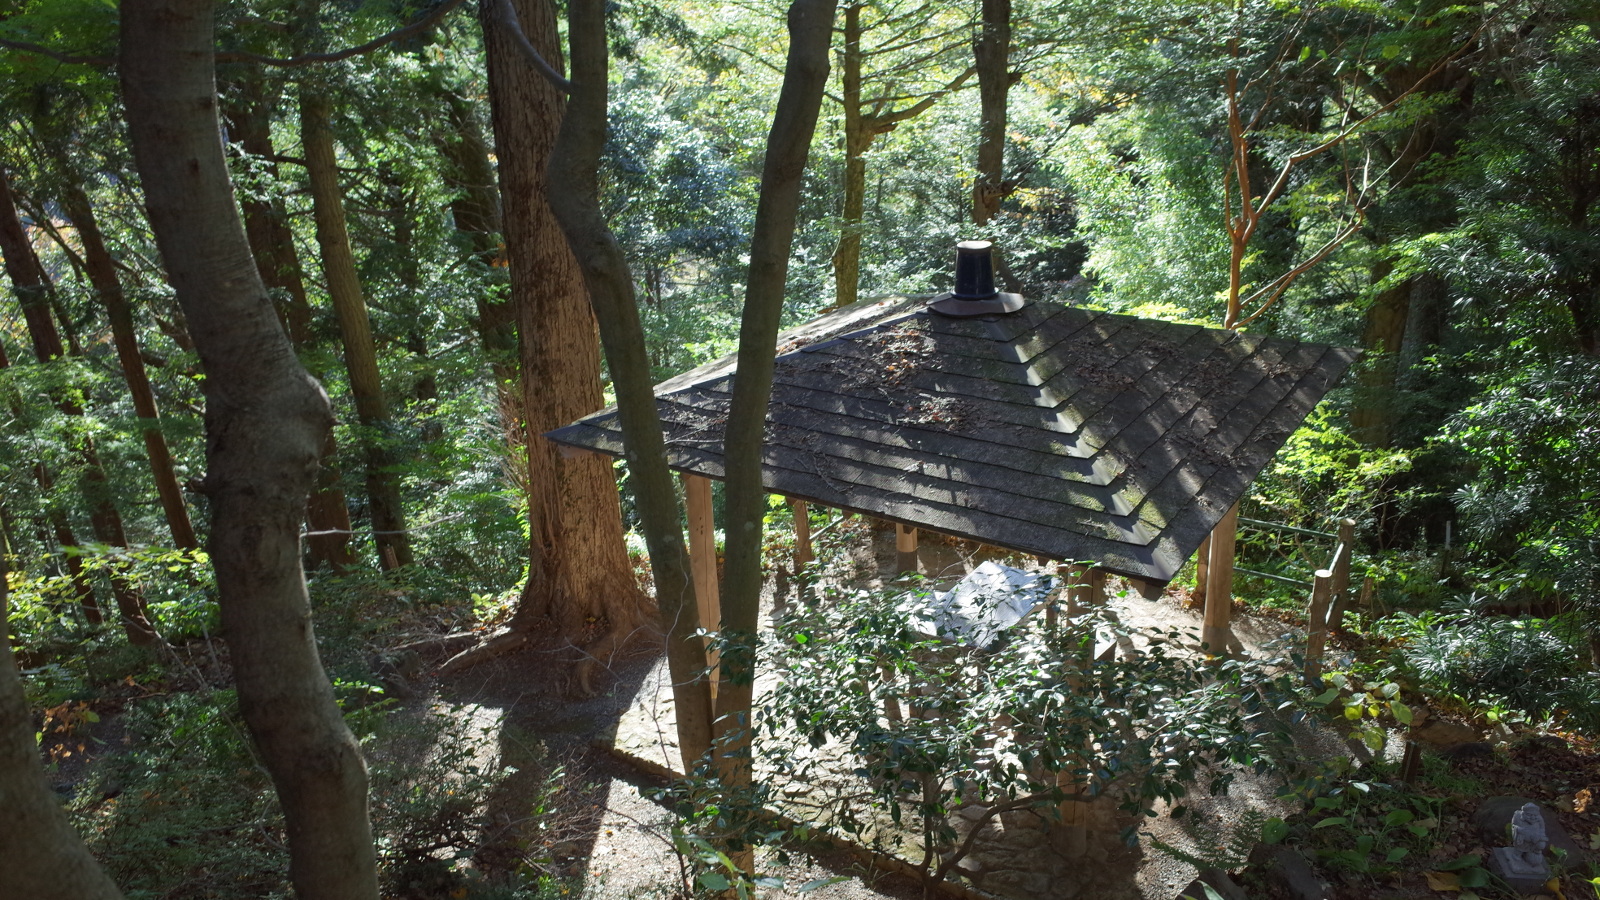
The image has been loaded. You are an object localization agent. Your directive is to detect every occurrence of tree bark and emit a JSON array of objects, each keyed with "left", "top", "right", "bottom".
[
  {"left": 972, "top": 0, "right": 1010, "bottom": 227},
  {"left": 480, "top": 0, "right": 649, "bottom": 679},
  {"left": 544, "top": 0, "right": 715, "bottom": 766},
  {"left": 0, "top": 166, "right": 153, "bottom": 644},
  {"left": 0, "top": 553, "right": 127, "bottom": 900},
  {"left": 56, "top": 175, "right": 199, "bottom": 550},
  {"left": 832, "top": 3, "right": 868, "bottom": 309},
  {"left": 713, "top": 0, "right": 837, "bottom": 827},
  {"left": 121, "top": 5, "right": 380, "bottom": 898},
  {"left": 299, "top": 88, "right": 414, "bottom": 571},
  {"left": 223, "top": 85, "right": 359, "bottom": 572}
]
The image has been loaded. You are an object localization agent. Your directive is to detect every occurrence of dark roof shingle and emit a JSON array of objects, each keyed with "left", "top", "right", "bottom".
[{"left": 547, "top": 296, "right": 1359, "bottom": 582}]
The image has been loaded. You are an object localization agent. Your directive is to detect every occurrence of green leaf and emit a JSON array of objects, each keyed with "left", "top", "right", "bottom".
[
  {"left": 1314, "top": 816, "right": 1349, "bottom": 829},
  {"left": 699, "top": 873, "right": 731, "bottom": 891},
  {"left": 1439, "top": 853, "right": 1483, "bottom": 871},
  {"left": 1262, "top": 817, "right": 1289, "bottom": 844},
  {"left": 1386, "top": 847, "right": 1409, "bottom": 862},
  {"left": 1382, "top": 43, "right": 1401, "bottom": 58},
  {"left": 1384, "top": 809, "right": 1414, "bottom": 827},
  {"left": 799, "top": 877, "right": 850, "bottom": 893},
  {"left": 1312, "top": 688, "right": 1340, "bottom": 705},
  {"left": 1391, "top": 702, "right": 1413, "bottom": 725}
]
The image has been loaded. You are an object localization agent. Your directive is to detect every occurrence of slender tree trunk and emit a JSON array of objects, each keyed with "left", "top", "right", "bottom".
[
  {"left": 713, "top": 0, "right": 837, "bottom": 834},
  {"left": 545, "top": 0, "right": 715, "bottom": 766},
  {"left": 832, "top": 2, "right": 868, "bottom": 309},
  {"left": 0, "top": 553, "right": 127, "bottom": 900},
  {"left": 0, "top": 167, "right": 153, "bottom": 644},
  {"left": 224, "top": 87, "right": 358, "bottom": 572},
  {"left": 0, "top": 336, "right": 98, "bottom": 619},
  {"left": 300, "top": 88, "right": 414, "bottom": 571},
  {"left": 480, "top": 0, "right": 649, "bottom": 684},
  {"left": 56, "top": 178, "right": 198, "bottom": 550},
  {"left": 972, "top": 0, "right": 1010, "bottom": 227},
  {"left": 122, "top": 5, "right": 380, "bottom": 898}
]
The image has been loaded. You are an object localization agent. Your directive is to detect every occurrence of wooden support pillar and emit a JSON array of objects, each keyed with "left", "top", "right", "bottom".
[
  {"left": 1066, "top": 564, "right": 1104, "bottom": 614},
  {"left": 1305, "top": 568, "right": 1334, "bottom": 682},
  {"left": 1202, "top": 502, "right": 1241, "bottom": 654},
  {"left": 792, "top": 499, "right": 812, "bottom": 571},
  {"left": 682, "top": 473, "right": 720, "bottom": 698},
  {"left": 895, "top": 523, "right": 918, "bottom": 575}
]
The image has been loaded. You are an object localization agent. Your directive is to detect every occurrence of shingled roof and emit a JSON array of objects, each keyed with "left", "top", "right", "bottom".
[{"left": 547, "top": 296, "right": 1359, "bottom": 583}]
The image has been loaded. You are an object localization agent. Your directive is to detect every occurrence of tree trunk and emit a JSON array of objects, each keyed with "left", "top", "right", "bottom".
[
  {"left": 544, "top": 0, "right": 715, "bottom": 766},
  {"left": 0, "top": 166, "right": 153, "bottom": 644},
  {"left": 831, "top": 2, "right": 868, "bottom": 309},
  {"left": 56, "top": 176, "right": 199, "bottom": 550},
  {"left": 432, "top": 84, "right": 518, "bottom": 388},
  {"left": 971, "top": 0, "right": 1010, "bottom": 227},
  {"left": 481, "top": 0, "right": 649, "bottom": 679},
  {"left": 121, "top": 5, "right": 380, "bottom": 898},
  {"left": 224, "top": 86, "right": 358, "bottom": 573},
  {"left": 299, "top": 88, "right": 414, "bottom": 571},
  {"left": 713, "top": 0, "right": 837, "bottom": 833},
  {"left": 0, "top": 553, "right": 127, "bottom": 900},
  {"left": 0, "top": 336, "right": 98, "bottom": 620}
]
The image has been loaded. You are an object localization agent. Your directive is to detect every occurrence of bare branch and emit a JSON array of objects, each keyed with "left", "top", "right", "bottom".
[
  {"left": 216, "top": 0, "right": 469, "bottom": 66},
  {"left": 0, "top": 38, "right": 112, "bottom": 67}
]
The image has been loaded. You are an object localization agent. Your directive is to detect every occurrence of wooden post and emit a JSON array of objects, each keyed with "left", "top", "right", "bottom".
[
  {"left": 1192, "top": 534, "right": 1211, "bottom": 610},
  {"left": 1325, "top": 540, "right": 1353, "bottom": 634},
  {"left": 1202, "top": 502, "right": 1240, "bottom": 654},
  {"left": 895, "top": 523, "right": 919, "bottom": 575},
  {"left": 1304, "top": 568, "right": 1333, "bottom": 682},
  {"left": 682, "top": 473, "right": 720, "bottom": 698},
  {"left": 1067, "top": 564, "right": 1104, "bottom": 614},
  {"left": 791, "top": 499, "right": 812, "bottom": 571}
]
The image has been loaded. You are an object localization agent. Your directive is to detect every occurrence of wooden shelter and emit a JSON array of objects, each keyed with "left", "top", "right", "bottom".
[{"left": 550, "top": 294, "right": 1356, "bottom": 589}]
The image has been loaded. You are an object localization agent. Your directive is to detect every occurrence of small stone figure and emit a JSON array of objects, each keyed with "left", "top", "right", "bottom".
[{"left": 1488, "top": 801, "right": 1552, "bottom": 894}]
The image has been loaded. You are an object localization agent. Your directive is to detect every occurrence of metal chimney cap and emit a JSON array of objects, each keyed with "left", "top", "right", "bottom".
[{"left": 928, "top": 240, "right": 1025, "bottom": 317}]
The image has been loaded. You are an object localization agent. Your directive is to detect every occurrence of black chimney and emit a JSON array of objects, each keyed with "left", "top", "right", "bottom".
[{"left": 928, "top": 240, "right": 1025, "bottom": 317}]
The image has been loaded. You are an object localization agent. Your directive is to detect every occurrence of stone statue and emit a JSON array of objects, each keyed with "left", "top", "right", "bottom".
[{"left": 1488, "top": 802, "right": 1551, "bottom": 894}]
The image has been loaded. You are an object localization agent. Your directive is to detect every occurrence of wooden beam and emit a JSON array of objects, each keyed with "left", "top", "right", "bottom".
[
  {"left": 792, "top": 499, "right": 813, "bottom": 571},
  {"left": 1192, "top": 533, "right": 1211, "bottom": 610},
  {"left": 1202, "top": 502, "right": 1241, "bottom": 654},
  {"left": 895, "top": 523, "right": 918, "bottom": 575},
  {"left": 682, "top": 473, "right": 719, "bottom": 698}
]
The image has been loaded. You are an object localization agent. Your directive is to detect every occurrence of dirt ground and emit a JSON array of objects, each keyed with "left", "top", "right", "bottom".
[{"left": 430, "top": 520, "right": 1342, "bottom": 900}]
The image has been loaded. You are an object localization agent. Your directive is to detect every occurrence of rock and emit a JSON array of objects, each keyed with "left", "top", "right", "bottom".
[
  {"left": 957, "top": 802, "right": 990, "bottom": 822},
  {"left": 982, "top": 869, "right": 1053, "bottom": 899},
  {"left": 1473, "top": 797, "right": 1584, "bottom": 859},
  {"left": 1412, "top": 719, "right": 1480, "bottom": 749},
  {"left": 1251, "top": 847, "right": 1333, "bottom": 900},
  {"left": 1177, "top": 868, "right": 1249, "bottom": 900}
]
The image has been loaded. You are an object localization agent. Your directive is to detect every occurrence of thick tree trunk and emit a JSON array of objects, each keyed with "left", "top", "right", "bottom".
[
  {"left": 300, "top": 89, "right": 414, "bottom": 571},
  {"left": 57, "top": 178, "right": 199, "bottom": 550},
  {"left": 224, "top": 88, "right": 358, "bottom": 572},
  {"left": 0, "top": 167, "right": 153, "bottom": 644},
  {"left": 972, "top": 0, "right": 1010, "bottom": 227},
  {"left": 713, "top": 0, "right": 837, "bottom": 832},
  {"left": 121, "top": 5, "right": 380, "bottom": 898},
  {"left": 0, "top": 554, "right": 127, "bottom": 900},
  {"left": 544, "top": 0, "right": 715, "bottom": 766},
  {"left": 481, "top": 0, "right": 649, "bottom": 675}
]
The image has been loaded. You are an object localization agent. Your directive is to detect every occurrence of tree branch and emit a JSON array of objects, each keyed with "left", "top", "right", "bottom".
[
  {"left": 484, "top": 0, "right": 573, "bottom": 94},
  {"left": 216, "top": 0, "right": 469, "bottom": 66}
]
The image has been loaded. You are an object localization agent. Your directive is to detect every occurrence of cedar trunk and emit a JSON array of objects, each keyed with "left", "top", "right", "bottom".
[
  {"left": 482, "top": 0, "right": 648, "bottom": 660},
  {"left": 224, "top": 87, "right": 359, "bottom": 572},
  {"left": 971, "top": 0, "right": 1010, "bottom": 227},
  {"left": 56, "top": 178, "right": 198, "bottom": 550},
  {"left": 0, "top": 167, "right": 153, "bottom": 644},
  {"left": 300, "top": 89, "right": 414, "bottom": 571},
  {"left": 121, "top": 4, "right": 380, "bottom": 897},
  {"left": 831, "top": 3, "right": 868, "bottom": 309},
  {"left": 545, "top": 0, "right": 715, "bottom": 766}
]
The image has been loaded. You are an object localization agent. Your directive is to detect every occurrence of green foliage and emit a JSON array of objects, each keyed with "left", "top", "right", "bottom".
[{"left": 767, "top": 582, "right": 1308, "bottom": 884}]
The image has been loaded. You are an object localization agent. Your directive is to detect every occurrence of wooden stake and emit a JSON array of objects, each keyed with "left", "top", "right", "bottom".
[
  {"left": 792, "top": 499, "right": 812, "bottom": 571},
  {"left": 683, "top": 473, "right": 720, "bottom": 698},
  {"left": 1192, "top": 534, "right": 1211, "bottom": 610},
  {"left": 1202, "top": 503, "right": 1240, "bottom": 654},
  {"left": 1305, "top": 569, "right": 1334, "bottom": 682},
  {"left": 895, "top": 523, "right": 918, "bottom": 575}
]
